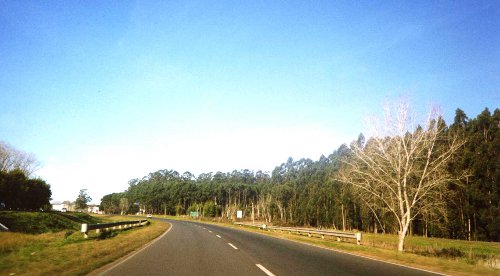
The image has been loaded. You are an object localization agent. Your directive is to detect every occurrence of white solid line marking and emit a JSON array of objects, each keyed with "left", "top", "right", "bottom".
[
  {"left": 256, "top": 264, "right": 275, "bottom": 276},
  {"left": 251, "top": 234, "right": 448, "bottom": 276},
  {"left": 216, "top": 234, "right": 221, "bottom": 238},
  {"left": 228, "top": 243, "right": 238, "bottom": 249},
  {"left": 101, "top": 223, "right": 174, "bottom": 274}
]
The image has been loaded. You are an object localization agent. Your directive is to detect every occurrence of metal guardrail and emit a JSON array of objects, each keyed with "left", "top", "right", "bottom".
[
  {"left": 235, "top": 222, "right": 362, "bottom": 245},
  {"left": 81, "top": 219, "right": 148, "bottom": 238},
  {"left": 0, "top": 222, "right": 9, "bottom": 232}
]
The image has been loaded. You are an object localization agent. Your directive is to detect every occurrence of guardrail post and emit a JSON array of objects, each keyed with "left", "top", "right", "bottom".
[
  {"left": 356, "top": 232, "right": 362, "bottom": 245},
  {"left": 0, "top": 222, "right": 9, "bottom": 232},
  {"left": 81, "top": 223, "right": 88, "bottom": 238}
]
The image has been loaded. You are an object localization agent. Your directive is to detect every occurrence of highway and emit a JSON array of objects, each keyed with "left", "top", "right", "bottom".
[{"left": 102, "top": 219, "right": 438, "bottom": 276}]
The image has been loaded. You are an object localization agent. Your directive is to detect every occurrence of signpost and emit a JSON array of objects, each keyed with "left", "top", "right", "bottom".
[
  {"left": 237, "top": 210, "right": 243, "bottom": 219},
  {"left": 190, "top": 211, "right": 199, "bottom": 218}
]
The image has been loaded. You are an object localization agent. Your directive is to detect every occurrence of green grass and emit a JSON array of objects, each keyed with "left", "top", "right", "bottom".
[
  {"left": 0, "top": 211, "right": 102, "bottom": 234},
  {"left": 0, "top": 215, "right": 169, "bottom": 275},
  {"left": 361, "top": 232, "right": 500, "bottom": 262}
]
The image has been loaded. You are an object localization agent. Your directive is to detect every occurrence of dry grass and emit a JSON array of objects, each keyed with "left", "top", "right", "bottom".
[{"left": 0, "top": 216, "right": 169, "bottom": 276}]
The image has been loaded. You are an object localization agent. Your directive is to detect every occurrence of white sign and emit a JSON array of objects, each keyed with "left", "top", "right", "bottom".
[{"left": 236, "top": 210, "right": 243, "bottom": 219}]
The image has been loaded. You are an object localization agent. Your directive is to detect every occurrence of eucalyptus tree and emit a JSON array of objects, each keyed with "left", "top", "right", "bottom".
[
  {"left": 465, "top": 108, "right": 499, "bottom": 241},
  {"left": 75, "top": 189, "right": 92, "bottom": 210}
]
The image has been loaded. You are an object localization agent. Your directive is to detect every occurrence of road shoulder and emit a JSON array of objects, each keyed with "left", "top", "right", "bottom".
[{"left": 87, "top": 220, "right": 172, "bottom": 276}]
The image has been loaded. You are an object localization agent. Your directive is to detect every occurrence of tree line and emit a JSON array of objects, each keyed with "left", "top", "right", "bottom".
[
  {"left": 101, "top": 106, "right": 498, "bottom": 249},
  {"left": 0, "top": 142, "right": 51, "bottom": 210}
]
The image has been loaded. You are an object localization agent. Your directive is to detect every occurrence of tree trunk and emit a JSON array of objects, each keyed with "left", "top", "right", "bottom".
[
  {"left": 468, "top": 218, "right": 472, "bottom": 241},
  {"left": 341, "top": 204, "right": 346, "bottom": 231},
  {"left": 277, "top": 203, "right": 283, "bottom": 223},
  {"left": 424, "top": 217, "right": 428, "bottom": 238},
  {"left": 251, "top": 201, "right": 255, "bottom": 224},
  {"left": 398, "top": 214, "right": 411, "bottom": 251},
  {"left": 397, "top": 231, "right": 405, "bottom": 252}
]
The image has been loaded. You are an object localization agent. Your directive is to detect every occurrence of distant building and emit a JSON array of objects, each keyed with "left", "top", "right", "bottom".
[
  {"left": 51, "top": 201, "right": 74, "bottom": 212},
  {"left": 87, "top": 205, "right": 101, "bottom": 214}
]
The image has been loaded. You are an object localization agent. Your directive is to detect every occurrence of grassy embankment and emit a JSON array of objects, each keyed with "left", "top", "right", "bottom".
[
  {"left": 163, "top": 215, "right": 499, "bottom": 276},
  {"left": 0, "top": 212, "right": 169, "bottom": 276}
]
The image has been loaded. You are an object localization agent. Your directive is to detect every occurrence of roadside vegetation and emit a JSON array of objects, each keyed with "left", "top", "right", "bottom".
[
  {"left": 0, "top": 142, "right": 51, "bottom": 212},
  {"left": 0, "top": 211, "right": 100, "bottom": 234},
  {"left": 0, "top": 213, "right": 168, "bottom": 276},
  {"left": 290, "top": 232, "right": 500, "bottom": 276}
]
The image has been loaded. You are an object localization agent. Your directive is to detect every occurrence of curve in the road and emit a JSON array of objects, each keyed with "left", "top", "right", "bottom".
[{"left": 99, "top": 219, "right": 443, "bottom": 276}]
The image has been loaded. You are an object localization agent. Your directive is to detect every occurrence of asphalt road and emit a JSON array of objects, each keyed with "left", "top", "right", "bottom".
[{"left": 103, "top": 219, "right": 439, "bottom": 276}]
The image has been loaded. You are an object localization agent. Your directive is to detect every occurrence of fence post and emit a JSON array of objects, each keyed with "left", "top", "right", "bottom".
[
  {"left": 81, "top": 223, "right": 88, "bottom": 238},
  {"left": 356, "top": 232, "right": 362, "bottom": 245}
]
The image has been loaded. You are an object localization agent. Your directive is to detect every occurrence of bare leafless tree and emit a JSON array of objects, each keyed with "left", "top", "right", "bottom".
[
  {"left": 0, "top": 141, "right": 40, "bottom": 176},
  {"left": 336, "top": 100, "right": 465, "bottom": 251}
]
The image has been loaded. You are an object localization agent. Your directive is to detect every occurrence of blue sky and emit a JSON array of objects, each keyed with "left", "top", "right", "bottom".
[{"left": 1, "top": 1, "right": 498, "bottom": 203}]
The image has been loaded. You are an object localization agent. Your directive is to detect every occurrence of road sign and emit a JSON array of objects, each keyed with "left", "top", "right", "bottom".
[{"left": 190, "top": 211, "right": 199, "bottom": 217}]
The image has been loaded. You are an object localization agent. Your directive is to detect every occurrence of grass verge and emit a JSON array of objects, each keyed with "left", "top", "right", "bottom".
[
  {"left": 0, "top": 215, "right": 169, "bottom": 276},
  {"left": 0, "top": 211, "right": 102, "bottom": 234},
  {"left": 162, "top": 216, "right": 499, "bottom": 276}
]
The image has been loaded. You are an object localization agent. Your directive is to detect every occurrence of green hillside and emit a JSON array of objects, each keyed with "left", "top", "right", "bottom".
[{"left": 0, "top": 211, "right": 102, "bottom": 234}]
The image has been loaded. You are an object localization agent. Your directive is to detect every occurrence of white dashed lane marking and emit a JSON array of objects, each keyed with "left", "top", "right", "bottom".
[{"left": 256, "top": 264, "right": 275, "bottom": 276}]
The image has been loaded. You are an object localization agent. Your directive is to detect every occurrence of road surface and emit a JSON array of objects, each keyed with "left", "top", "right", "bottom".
[{"left": 103, "top": 219, "right": 438, "bottom": 276}]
